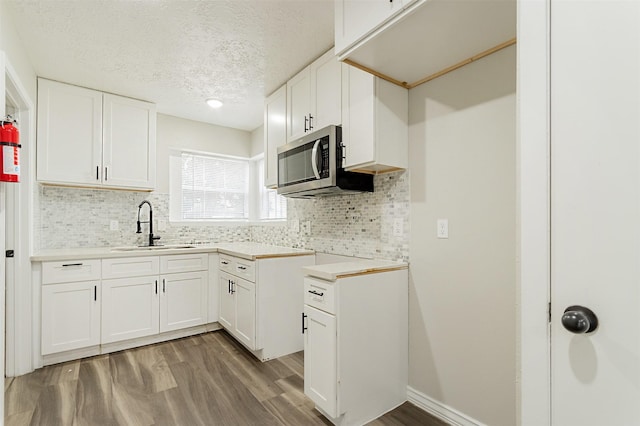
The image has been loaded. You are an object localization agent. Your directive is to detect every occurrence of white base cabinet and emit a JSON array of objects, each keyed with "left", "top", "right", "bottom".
[
  {"left": 41, "top": 281, "right": 101, "bottom": 355},
  {"left": 303, "top": 268, "right": 408, "bottom": 426},
  {"left": 219, "top": 253, "right": 315, "bottom": 361},
  {"left": 101, "top": 275, "right": 159, "bottom": 343},
  {"left": 160, "top": 270, "right": 208, "bottom": 333}
]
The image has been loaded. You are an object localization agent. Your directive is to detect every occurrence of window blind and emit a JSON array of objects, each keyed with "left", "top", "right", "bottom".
[{"left": 181, "top": 152, "right": 249, "bottom": 219}]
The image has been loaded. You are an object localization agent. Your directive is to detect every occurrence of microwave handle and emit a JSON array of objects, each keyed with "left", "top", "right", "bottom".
[{"left": 311, "top": 139, "right": 321, "bottom": 180}]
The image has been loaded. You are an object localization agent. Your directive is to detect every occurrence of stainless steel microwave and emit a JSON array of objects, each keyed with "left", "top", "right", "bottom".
[{"left": 276, "top": 125, "right": 373, "bottom": 198}]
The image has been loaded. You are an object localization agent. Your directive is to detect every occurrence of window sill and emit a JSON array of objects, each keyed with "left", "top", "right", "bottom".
[{"left": 169, "top": 219, "right": 287, "bottom": 227}]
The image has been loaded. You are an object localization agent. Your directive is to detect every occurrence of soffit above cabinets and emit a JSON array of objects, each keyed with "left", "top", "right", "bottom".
[{"left": 338, "top": 0, "right": 516, "bottom": 89}]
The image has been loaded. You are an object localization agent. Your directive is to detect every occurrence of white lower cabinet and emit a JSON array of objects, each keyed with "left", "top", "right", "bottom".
[
  {"left": 101, "top": 275, "right": 160, "bottom": 343},
  {"left": 303, "top": 268, "right": 408, "bottom": 425},
  {"left": 218, "top": 253, "right": 315, "bottom": 361},
  {"left": 41, "top": 281, "right": 101, "bottom": 355},
  {"left": 219, "top": 270, "right": 256, "bottom": 349},
  {"left": 304, "top": 305, "right": 337, "bottom": 417},
  {"left": 159, "top": 271, "right": 208, "bottom": 333}
]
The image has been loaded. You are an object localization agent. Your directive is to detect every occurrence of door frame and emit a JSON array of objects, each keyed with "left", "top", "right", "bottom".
[
  {"left": 517, "top": 0, "right": 552, "bottom": 425},
  {"left": 3, "top": 51, "right": 35, "bottom": 377}
]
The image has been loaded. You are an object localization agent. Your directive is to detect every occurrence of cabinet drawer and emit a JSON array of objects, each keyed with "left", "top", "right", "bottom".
[
  {"left": 304, "top": 277, "right": 336, "bottom": 314},
  {"left": 42, "top": 259, "right": 101, "bottom": 284},
  {"left": 102, "top": 256, "right": 159, "bottom": 279},
  {"left": 219, "top": 255, "right": 234, "bottom": 274},
  {"left": 160, "top": 253, "right": 208, "bottom": 274},
  {"left": 234, "top": 258, "right": 256, "bottom": 283}
]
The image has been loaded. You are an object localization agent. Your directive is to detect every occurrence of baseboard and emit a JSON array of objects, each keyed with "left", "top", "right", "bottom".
[{"left": 406, "top": 386, "right": 486, "bottom": 426}]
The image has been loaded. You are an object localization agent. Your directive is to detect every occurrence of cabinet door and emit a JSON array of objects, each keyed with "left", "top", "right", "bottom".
[
  {"left": 101, "top": 276, "right": 159, "bottom": 343},
  {"left": 102, "top": 94, "right": 156, "bottom": 190},
  {"left": 233, "top": 277, "right": 256, "bottom": 350},
  {"left": 218, "top": 272, "right": 235, "bottom": 330},
  {"left": 286, "top": 67, "right": 311, "bottom": 142},
  {"left": 304, "top": 305, "right": 338, "bottom": 417},
  {"left": 264, "top": 85, "right": 287, "bottom": 188},
  {"left": 310, "top": 50, "right": 343, "bottom": 132},
  {"left": 159, "top": 271, "right": 208, "bottom": 333},
  {"left": 41, "top": 281, "right": 101, "bottom": 355},
  {"left": 342, "top": 66, "right": 375, "bottom": 169},
  {"left": 36, "top": 78, "right": 103, "bottom": 186},
  {"left": 208, "top": 254, "right": 219, "bottom": 323},
  {"left": 335, "top": 0, "right": 404, "bottom": 55}
]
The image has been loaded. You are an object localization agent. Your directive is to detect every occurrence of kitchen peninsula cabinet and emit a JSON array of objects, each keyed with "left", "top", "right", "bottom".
[
  {"left": 287, "top": 49, "right": 343, "bottom": 142},
  {"left": 37, "top": 78, "right": 156, "bottom": 191},
  {"left": 341, "top": 65, "right": 408, "bottom": 173},
  {"left": 218, "top": 251, "right": 314, "bottom": 361},
  {"left": 302, "top": 261, "right": 408, "bottom": 425}
]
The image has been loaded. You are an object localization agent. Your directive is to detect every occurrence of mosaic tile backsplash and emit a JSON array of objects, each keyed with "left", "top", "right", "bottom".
[{"left": 37, "top": 171, "right": 409, "bottom": 261}]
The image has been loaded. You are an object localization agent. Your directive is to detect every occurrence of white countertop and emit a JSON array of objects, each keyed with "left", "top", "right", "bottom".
[
  {"left": 31, "top": 242, "right": 314, "bottom": 262},
  {"left": 302, "top": 259, "right": 408, "bottom": 281}
]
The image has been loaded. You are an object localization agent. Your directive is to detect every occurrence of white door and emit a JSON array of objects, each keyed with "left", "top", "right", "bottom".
[
  {"left": 218, "top": 272, "right": 235, "bottom": 330},
  {"left": 286, "top": 67, "right": 311, "bottom": 142},
  {"left": 159, "top": 271, "right": 208, "bottom": 333},
  {"left": 41, "top": 281, "right": 101, "bottom": 354},
  {"left": 101, "top": 276, "right": 159, "bottom": 343},
  {"left": 310, "top": 49, "right": 342, "bottom": 132},
  {"left": 304, "top": 305, "right": 337, "bottom": 418},
  {"left": 36, "top": 79, "right": 103, "bottom": 186},
  {"left": 550, "top": 1, "right": 640, "bottom": 424},
  {"left": 102, "top": 93, "right": 156, "bottom": 189},
  {"left": 234, "top": 277, "right": 256, "bottom": 350}
]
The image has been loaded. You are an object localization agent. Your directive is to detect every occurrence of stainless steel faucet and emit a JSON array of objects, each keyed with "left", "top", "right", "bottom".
[{"left": 136, "top": 200, "right": 161, "bottom": 246}]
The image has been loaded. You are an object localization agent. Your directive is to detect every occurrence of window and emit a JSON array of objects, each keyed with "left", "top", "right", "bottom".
[
  {"left": 180, "top": 152, "right": 249, "bottom": 220},
  {"left": 256, "top": 157, "right": 287, "bottom": 220}
]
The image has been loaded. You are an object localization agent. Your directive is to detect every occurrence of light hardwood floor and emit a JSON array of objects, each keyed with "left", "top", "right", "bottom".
[{"left": 5, "top": 330, "right": 448, "bottom": 426}]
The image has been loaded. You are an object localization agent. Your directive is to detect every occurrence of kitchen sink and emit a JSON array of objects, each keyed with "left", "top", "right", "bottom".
[{"left": 111, "top": 244, "right": 196, "bottom": 252}]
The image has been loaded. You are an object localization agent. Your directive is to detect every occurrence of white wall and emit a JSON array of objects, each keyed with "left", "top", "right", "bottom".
[
  {"left": 155, "top": 113, "right": 251, "bottom": 193},
  {"left": 408, "top": 45, "right": 516, "bottom": 426},
  {"left": 250, "top": 125, "right": 264, "bottom": 157},
  {"left": 0, "top": 2, "right": 37, "bottom": 103}
]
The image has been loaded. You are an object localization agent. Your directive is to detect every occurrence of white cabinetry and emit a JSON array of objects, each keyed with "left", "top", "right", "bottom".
[
  {"left": 41, "top": 260, "right": 101, "bottom": 355},
  {"left": 264, "top": 85, "right": 287, "bottom": 188},
  {"left": 334, "top": 0, "right": 407, "bottom": 55},
  {"left": 218, "top": 253, "right": 314, "bottom": 361},
  {"left": 342, "top": 65, "right": 408, "bottom": 173},
  {"left": 101, "top": 253, "right": 208, "bottom": 344},
  {"left": 303, "top": 268, "right": 408, "bottom": 425},
  {"left": 287, "top": 49, "right": 343, "bottom": 142},
  {"left": 101, "top": 256, "right": 160, "bottom": 343},
  {"left": 37, "top": 78, "right": 156, "bottom": 190}
]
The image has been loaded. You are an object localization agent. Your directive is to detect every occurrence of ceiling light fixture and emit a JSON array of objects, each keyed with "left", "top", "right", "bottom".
[{"left": 206, "top": 98, "right": 223, "bottom": 109}]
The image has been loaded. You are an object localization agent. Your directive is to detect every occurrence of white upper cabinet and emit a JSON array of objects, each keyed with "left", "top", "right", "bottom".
[
  {"left": 264, "top": 85, "right": 287, "bottom": 188},
  {"left": 36, "top": 79, "right": 103, "bottom": 186},
  {"left": 334, "top": 0, "right": 515, "bottom": 88},
  {"left": 102, "top": 94, "right": 156, "bottom": 189},
  {"left": 37, "top": 78, "right": 156, "bottom": 191},
  {"left": 334, "top": 0, "right": 406, "bottom": 55},
  {"left": 341, "top": 65, "right": 408, "bottom": 173},
  {"left": 286, "top": 49, "right": 343, "bottom": 143}
]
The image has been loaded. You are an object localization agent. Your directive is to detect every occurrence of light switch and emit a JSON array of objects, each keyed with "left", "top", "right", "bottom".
[
  {"left": 110, "top": 220, "right": 119, "bottom": 231},
  {"left": 437, "top": 219, "right": 448, "bottom": 239},
  {"left": 291, "top": 219, "right": 300, "bottom": 233}
]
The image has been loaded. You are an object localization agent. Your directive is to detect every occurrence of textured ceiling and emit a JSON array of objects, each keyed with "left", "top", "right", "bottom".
[{"left": 6, "top": 0, "right": 335, "bottom": 131}]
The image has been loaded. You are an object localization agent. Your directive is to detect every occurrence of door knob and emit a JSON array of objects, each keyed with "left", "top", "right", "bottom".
[{"left": 561, "top": 305, "right": 598, "bottom": 334}]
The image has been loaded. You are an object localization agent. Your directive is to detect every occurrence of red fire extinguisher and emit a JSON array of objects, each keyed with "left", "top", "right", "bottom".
[{"left": 0, "top": 117, "right": 20, "bottom": 183}]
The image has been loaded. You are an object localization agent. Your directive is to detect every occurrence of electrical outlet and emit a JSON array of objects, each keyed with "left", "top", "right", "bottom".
[
  {"left": 437, "top": 219, "right": 449, "bottom": 239},
  {"left": 302, "top": 221, "right": 311, "bottom": 236},
  {"left": 158, "top": 219, "right": 167, "bottom": 232},
  {"left": 110, "top": 220, "right": 119, "bottom": 231},
  {"left": 393, "top": 218, "right": 403, "bottom": 237}
]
